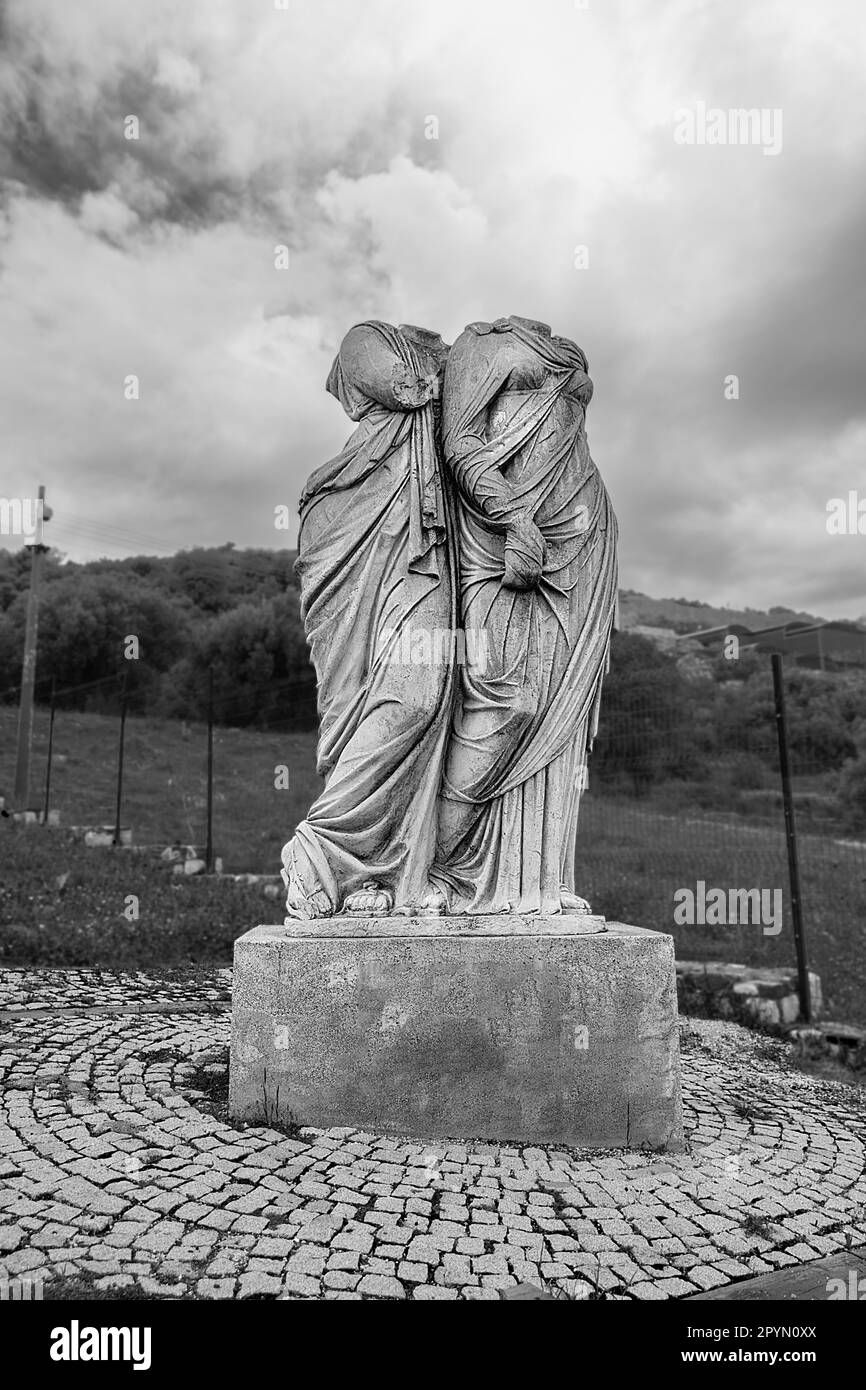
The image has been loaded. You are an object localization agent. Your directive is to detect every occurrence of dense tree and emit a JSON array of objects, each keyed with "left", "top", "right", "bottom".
[
  {"left": 0, "top": 548, "right": 66, "bottom": 613},
  {"left": 592, "top": 633, "right": 702, "bottom": 791},
  {"left": 0, "top": 571, "right": 192, "bottom": 708},
  {"left": 161, "top": 592, "right": 316, "bottom": 728},
  {"left": 711, "top": 665, "right": 859, "bottom": 772}
]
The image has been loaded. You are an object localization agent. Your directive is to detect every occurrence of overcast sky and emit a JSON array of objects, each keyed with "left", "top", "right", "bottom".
[{"left": 1, "top": 0, "right": 864, "bottom": 618}]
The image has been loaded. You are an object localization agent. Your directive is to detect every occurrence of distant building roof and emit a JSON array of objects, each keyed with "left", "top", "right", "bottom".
[
  {"left": 682, "top": 623, "right": 756, "bottom": 644},
  {"left": 678, "top": 618, "right": 866, "bottom": 666}
]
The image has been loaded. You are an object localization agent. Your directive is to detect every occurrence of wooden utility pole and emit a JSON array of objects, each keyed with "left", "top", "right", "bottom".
[{"left": 13, "top": 485, "right": 52, "bottom": 809}]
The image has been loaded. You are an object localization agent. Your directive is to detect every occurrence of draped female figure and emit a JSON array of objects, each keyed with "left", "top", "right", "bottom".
[
  {"left": 282, "top": 321, "right": 455, "bottom": 918},
  {"left": 432, "top": 315, "right": 618, "bottom": 915}
]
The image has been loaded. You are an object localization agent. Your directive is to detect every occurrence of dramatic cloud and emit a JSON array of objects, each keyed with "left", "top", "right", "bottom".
[{"left": 0, "top": 0, "right": 864, "bottom": 616}]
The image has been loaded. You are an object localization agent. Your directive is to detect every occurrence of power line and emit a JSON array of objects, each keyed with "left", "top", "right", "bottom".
[{"left": 60, "top": 511, "right": 178, "bottom": 552}]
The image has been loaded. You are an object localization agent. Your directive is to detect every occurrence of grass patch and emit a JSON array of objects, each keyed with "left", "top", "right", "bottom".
[
  {"left": 0, "top": 825, "right": 264, "bottom": 967},
  {"left": 179, "top": 1048, "right": 312, "bottom": 1144},
  {"left": 741, "top": 1212, "right": 774, "bottom": 1240}
]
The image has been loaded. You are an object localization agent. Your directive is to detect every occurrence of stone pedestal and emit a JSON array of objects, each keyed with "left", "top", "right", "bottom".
[{"left": 229, "top": 917, "right": 683, "bottom": 1151}]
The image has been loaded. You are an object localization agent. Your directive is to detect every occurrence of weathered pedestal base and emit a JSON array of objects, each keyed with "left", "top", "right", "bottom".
[{"left": 229, "top": 917, "right": 683, "bottom": 1151}]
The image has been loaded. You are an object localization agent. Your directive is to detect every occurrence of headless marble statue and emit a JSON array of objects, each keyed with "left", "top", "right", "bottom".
[{"left": 281, "top": 316, "right": 617, "bottom": 923}]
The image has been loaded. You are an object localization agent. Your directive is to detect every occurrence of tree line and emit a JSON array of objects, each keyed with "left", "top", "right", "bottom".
[
  {"left": 0, "top": 544, "right": 317, "bottom": 727},
  {"left": 1, "top": 544, "right": 863, "bottom": 824}
]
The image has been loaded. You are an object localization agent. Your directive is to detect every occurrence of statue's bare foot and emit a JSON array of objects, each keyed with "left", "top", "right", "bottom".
[
  {"left": 343, "top": 880, "right": 393, "bottom": 915},
  {"left": 282, "top": 864, "right": 332, "bottom": 921},
  {"left": 284, "top": 885, "right": 331, "bottom": 921},
  {"left": 393, "top": 884, "right": 446, "bottom": 917},
  {"left": 561, "top": 889, "right": 594, "bottom": 914}
]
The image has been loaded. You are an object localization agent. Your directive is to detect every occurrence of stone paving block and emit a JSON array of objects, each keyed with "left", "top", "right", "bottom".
[
  {"left": 331, "top": 1227, "right": 375, "bottom": 1254},
  {"left": 0, "top": 1225, "right": 24, "bottom": 1251},
  {"left": 287, "top": 1245, "right": 327, "bottom": 1276},
  {"left": 375, "top": 1244, "right": 405, "bottom": 1260},
  {"left": 323, "top": 1270, "right": 359, "bottom": 1290},
  {"left": 357, "top": 1273, "right": 405, "bottom": 1298},
  {"left": 326, "top": 1250, "right": 360, "bottom": 1271},
  {"left": 631, "top": 1281, "right": 669, "bottom": 1300},
  {"left": 280, "top": 1271, "right": 320, "bottom": 1297},
  {"left": 405, "top": 1239, "right": 439, "bottom": 1265}
]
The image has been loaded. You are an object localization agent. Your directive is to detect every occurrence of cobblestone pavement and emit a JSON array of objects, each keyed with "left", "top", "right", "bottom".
[
  {"left": 1, "top": 970, "right": 864, "bottom": 1301},
  {"left": 0, "top": 969, "right": 231, "bottom": 1012}
]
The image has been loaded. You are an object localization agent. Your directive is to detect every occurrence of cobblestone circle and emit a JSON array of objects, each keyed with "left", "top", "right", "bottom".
[{"left": 1, "top": 969, "right": 864, "bottom": 1300}]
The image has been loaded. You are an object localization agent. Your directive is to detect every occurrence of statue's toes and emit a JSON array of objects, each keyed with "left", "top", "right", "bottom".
[
  {"left": 561, "top": 891, "right": 593, "bottom": 914},
  {"left": 344, "top": 882, "right": 393, "bottom": 915},
  {"left": 416, "top": 887, "right": 446, "bottom": 915}
]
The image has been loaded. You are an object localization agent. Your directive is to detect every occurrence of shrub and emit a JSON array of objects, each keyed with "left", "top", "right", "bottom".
[{"left": 838, "top": 754, "right": 866, "bottom": 833}]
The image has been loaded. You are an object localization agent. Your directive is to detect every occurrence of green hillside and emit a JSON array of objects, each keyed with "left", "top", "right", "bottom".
[{"left": 618, "top": 589, "right": 823, "bottom": 635}]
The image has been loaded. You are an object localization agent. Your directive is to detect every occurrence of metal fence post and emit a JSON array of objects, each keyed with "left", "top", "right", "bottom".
[
  {"left": 112, "top": 672, "right": 128, "bottom": 847},
  {"left": 42, "top": 675, "right": 56, "bottom": 825},
  {"left": 205, "top": 667, "right": 214, "bottom": 872},
  {"left": 771, "top": 653, "right": 811, "bottom": 1021}
]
